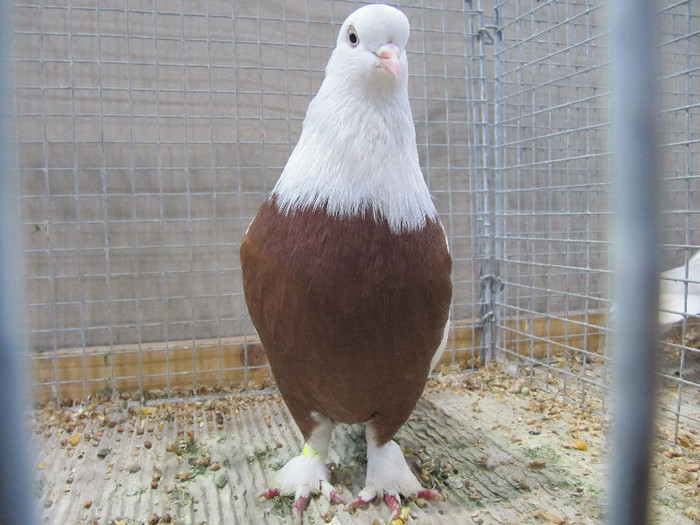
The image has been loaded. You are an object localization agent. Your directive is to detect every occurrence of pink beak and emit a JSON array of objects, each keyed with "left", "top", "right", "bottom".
[{"left": 376, "top": 43, "right": 402, "bottom": 78}]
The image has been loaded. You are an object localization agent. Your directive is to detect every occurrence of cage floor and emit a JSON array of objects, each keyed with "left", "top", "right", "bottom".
[{"left": 30, "top": 365, "right": 700, "bottom": 525}]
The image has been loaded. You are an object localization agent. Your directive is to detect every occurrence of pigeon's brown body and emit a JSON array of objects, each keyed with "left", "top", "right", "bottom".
[{"left": 241, "top": 198, "right": 452, "bottom": 445}]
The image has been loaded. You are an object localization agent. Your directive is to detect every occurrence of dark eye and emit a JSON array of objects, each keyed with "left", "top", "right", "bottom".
[{"left": 348, "top": 26, "right": 359, "bottom": 47}]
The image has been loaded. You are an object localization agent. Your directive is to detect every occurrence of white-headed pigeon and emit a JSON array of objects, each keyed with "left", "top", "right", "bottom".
[{"left": 240, "top": 4, "right": 452, "bottom": 520}]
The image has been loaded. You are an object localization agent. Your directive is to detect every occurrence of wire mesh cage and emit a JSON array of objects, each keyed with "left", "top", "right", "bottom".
[
  {"left": 13, "top": 0, "right": 482, "bottom": 404},
  {"left": 488, "top": 0, "right": 611, "bottom": 405},
  {"left": 480, "top": 0, "right": 700, "bottom": 438},
  {"left": 6, "top": 0, "right": 700, "bottom": 523}
]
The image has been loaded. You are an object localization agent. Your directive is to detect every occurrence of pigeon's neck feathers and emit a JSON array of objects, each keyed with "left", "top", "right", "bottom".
[{"left": 271, "top": 63, "right": 437, "bottom": 234}]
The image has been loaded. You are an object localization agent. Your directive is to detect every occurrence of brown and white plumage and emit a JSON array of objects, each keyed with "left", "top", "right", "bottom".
[{"left": 240, "top": 4, "right": 452, "bottom": 520}]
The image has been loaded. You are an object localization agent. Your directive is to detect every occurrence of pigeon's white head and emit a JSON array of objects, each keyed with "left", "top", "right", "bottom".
[
  {"left": 327, "top": 4, "right": 410, "bottom": 92},
  {"left": 272, "top": 3, "right": 438, "bottom": 233}
]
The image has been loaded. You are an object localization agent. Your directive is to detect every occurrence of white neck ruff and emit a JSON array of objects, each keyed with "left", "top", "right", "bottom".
[{"left": 271, "top": 75, "right": 437, "bottom": 234}]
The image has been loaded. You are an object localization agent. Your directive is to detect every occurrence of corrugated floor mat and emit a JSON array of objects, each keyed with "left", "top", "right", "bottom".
[{"left": 30, "top": 366, "right": 700, "bottom": 524}]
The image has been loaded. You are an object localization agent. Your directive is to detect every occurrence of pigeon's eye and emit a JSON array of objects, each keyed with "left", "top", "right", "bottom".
[{"left": 348, "top": 26, "right": 359, "bottom": 47}]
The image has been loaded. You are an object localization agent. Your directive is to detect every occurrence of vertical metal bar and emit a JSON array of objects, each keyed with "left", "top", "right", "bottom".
[
  {"left": 38, "top": 1, "right": 61, "bottom": 404},
  {"left": 153, "top": 2, "right": 172, "bottom": 396},
  {"left": 491, "top": 1, "right": 503, "bottom": 362},
  {"left": 125, "top": 0, "right": 146, "bottom": 400},
  {"left": 0, "top": 0, "right": 37, "bottom": 519},
  {"left": 234, "top": 4, "right": 250, "bottom": 390},
  {"left": 72, "top": 2, "right": 89, "bottom": 404},
  {"left": 438, "top": 0, "right": 458, "bottom": 365},
  {"left": 205, "top": 2, "right": 225, "bottom": 389},
  {"left": 676, "top": 0, "right": 694, "bottom": 444},
  {"left": 467, "top": 0, "right": 496, "bottom": 363},
  {"left": 96, "top": 4, "right": 116, "bottom": 400},
  {"left": 608, "top": 0, "right": 660, "bottom": 523},
  {"left": 180, "top": 0, "right": 198, "bottom": 393}
]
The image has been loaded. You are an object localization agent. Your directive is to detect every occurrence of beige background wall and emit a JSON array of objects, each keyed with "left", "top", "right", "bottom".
[
  {"left": 11, "top": 0, "right": 699, "bottom": 359},
  {"left": 13, "top": 0, "right": 476, "bottom": 352}
]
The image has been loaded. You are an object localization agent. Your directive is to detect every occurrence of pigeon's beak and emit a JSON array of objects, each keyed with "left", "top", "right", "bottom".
[{"left": 376, "top": 43, "right": 402, "bottom": 78}]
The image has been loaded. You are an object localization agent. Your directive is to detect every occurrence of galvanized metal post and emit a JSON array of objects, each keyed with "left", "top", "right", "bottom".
[
  {"left": 467, "top": 0, "right": 499, "bottom": 363},
  {"left": 608, "top": 0, "right": 660, "bottom": 524},
  {"left": 0, "top": 0, "right": 37, "bottom": 522}
]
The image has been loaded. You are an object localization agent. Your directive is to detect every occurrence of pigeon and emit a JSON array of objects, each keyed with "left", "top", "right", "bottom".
[
  {"left": 658, "top": 250, "right": 700, "bottom": 327},
  {"left": 240, "top": 4, "right": 452, "bottom": 520}
]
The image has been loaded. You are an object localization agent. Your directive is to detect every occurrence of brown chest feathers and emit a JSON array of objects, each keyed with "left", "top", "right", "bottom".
[{"left": 240, "top": 198, "right": 452, "bottom": 444}]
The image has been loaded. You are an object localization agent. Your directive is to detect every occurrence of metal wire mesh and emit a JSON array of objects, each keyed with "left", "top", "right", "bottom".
[
  {"left": 489, "top": 0, "right": 700, "bottom": 436},
  {"left": 655, "top": 0, "right": 700, "bottom": 437},
  {"left": 10, "top": 0, "right": 700, "bottom": 441},
  {"left": 490, "top": 0, "right": 610, "bottom": 404},
  {"left": 12, "top": 0, "right": 478, "bottom": 403}
]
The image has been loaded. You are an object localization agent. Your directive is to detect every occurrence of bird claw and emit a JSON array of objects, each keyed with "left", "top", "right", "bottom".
[
  {"left": 321, "top": 480, "right": 346, "bottom": 504},
  {"left": 291, "top": 494, "right": 310, "bottom": 520},
  {"left": 347, "top": 486, "right": 440, "bottom": 519},
  {"left": 260, "top": 487, "right": 311, "bottom": 523},
  {"left": 345, "top": 496, "right": 377, "bottom": 510},
  {"left": 417, "top": 488, "right": 442, "bottom": 500},
  {"left": 260, "top": 481, "right": 345, "bottom": 520},
  {"left": 330, "top": 491, "right": 346, "bottom": 504},
  {"left": 346, "top": 484, "right": 378, "bottom": 510},
  {"left": 384, "top": 492, "right": 402, "bottom": 521},
  {"left": 259, "top": 488, "right": 280, "bottom": 499}
]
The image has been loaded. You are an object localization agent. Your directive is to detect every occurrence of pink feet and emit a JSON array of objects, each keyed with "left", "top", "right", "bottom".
[
  {"left": 291, "top": 494, "right": 310, "bottom": 519},
  {"left": 416, "top": 488, "right": 442, "bottom": 500},
  {"left": 259, "top": 488, "right": 310, "bottom": 520},
  {"left": 259, "top": 431, "right": 441, "bottom": 521},
  {"left": 259, "top": 488, "right": 280, "bottom": 499},
  {"left": 259, "top": 480, "right": 346, "bottom": 521},
  {"left": 345, "top": 434, "right": 443, "bottom": 520},
  {"left": 259, "top": 487, "right": 311, "bottom": 521},
  {"left": 345, "top": 491, "right": 375, "bottom": 510},
  {"left": 322, "top": 481, "right": 347, "bottom": 504},
  {"left": 346, "top": 487, "right": 441, "bottom": 521},
  {"left": 384, "top": 493, "right": 402, "bottom": 520},
  {"left": 263, "top": 483, "right": 439, "bottom": 521}
]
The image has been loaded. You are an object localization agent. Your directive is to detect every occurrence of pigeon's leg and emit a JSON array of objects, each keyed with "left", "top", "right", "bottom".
[
  {"left": 259, "top": 414, "right": 345, "bottom": 521},
  {"left": 346, "top": 424, "right": 440, "bottom": 521}
]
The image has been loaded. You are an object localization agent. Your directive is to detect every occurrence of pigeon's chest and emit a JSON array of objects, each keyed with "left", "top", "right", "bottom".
[{"left": 246, "top": 200, "right": 448, "bottom": 311}]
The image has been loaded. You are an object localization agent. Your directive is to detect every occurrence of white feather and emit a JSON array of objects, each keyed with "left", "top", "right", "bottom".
[
  {"left": 274, "top": 454, "right": 329, "bottom": 500},
  {"left": 658, "top": 250, "right": 700, "bottom": 325},
  {"left": 272, "top": 414, "right": 333, "bottom": 497},
  {"left": 362, "top": 425, "right": 421, "bottom": 500},
  {"left": 430, "top": 319, "right": 450, "bottom": 372},
  {"left": 271, "top": 4, "right": 437, "bottom": 233}
]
